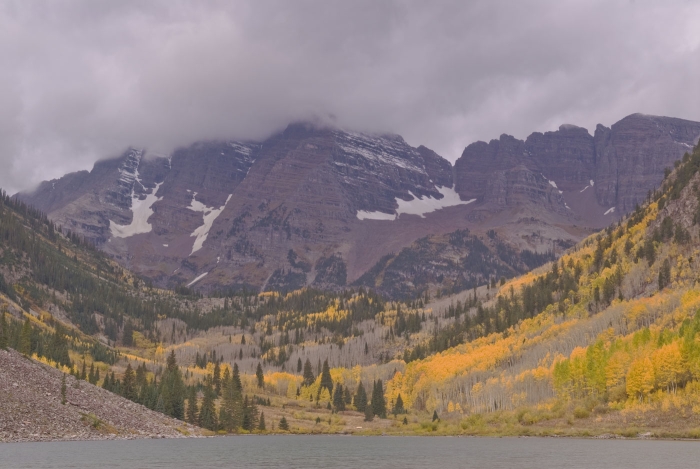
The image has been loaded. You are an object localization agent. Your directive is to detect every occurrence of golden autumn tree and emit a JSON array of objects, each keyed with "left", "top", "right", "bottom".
[{"left": 626, "top": 357, "right": 654, "bottom": 401}]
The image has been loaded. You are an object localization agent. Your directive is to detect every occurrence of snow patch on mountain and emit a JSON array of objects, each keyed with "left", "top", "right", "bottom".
[
  {"left": 356, "top": 210, "right": 397, "bottom": 221},
  {"left": 336, "top": 131, "right": 425, "bottom": 173},
  {"left": 188, "top": 193, "right": 232, "bottom": 255},
  {"left": 542, "top": 174, "right": 563, "bottom": 193},
  {"left": 187, "top": 272, "right": 208, "bottom": 287},
  {"left": 604, "top": 207, "right": 616, "bottom": 215},
  {"left": 356, "top": 186, "right": 475, "bottom": 221},
  {"left": 110, "top": 182, "right": 163, "bottom": 238}
]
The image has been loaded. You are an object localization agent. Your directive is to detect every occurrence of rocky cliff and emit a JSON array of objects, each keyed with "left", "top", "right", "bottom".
[
  {"left": 16, "top": 114, "right": 700, "bottom": 298},
  {"left": 455, "top": 114, "right": 700, "bottom": 219}
]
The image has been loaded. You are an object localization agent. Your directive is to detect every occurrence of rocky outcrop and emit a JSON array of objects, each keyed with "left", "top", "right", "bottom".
[
  {"left": 0, "top": 348, "right": 200, "bottom": 442},
  {"left": 454, "top": 114, "right": 700, "bottom": 219}
]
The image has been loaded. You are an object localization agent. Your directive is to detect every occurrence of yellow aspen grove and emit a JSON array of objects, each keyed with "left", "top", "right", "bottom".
[
  {"left": 652, "top": 342, "right": 684, "bottom": 393},
  {"left": 626, "top": 358, "right": 654, "bottom": 401}
]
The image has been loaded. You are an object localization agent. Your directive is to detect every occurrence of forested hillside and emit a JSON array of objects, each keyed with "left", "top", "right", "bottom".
[
  {"left": 381, "top": 139, "right": 700, "bottom": 436},
  {"left": 5, "top": 135, "right": 700, "bottom": 439}
]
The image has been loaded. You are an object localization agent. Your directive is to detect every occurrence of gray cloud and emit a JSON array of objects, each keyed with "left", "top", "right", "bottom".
[{"left": 2, "top": 0, "right": 699, "bottom": 193}]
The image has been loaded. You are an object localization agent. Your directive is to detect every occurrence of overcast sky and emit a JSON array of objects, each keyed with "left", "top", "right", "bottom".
[{"left": 2, "top": 0, "right": 700, "bottom": 193}]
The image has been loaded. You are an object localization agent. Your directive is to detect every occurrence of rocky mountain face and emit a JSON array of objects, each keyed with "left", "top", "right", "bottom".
[
  {"left": 16, "top": 114, "right": 700, "bottom": 298},
  {"left": 455, "top": 114, "right": 700, "bottom": 219}
]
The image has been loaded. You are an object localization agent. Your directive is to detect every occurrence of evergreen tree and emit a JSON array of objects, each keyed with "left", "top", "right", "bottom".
[
  {"left": 213, "top": 362, "right": 221, "bottom": 396},
  {"left": 160, "top": 350, "right": 186, "bottom": 419},
  {"left": 198, "top": 378, "right": 218, "bottom": 431},
  {"left": 302, "top": 358, "right": 315, "bottom": 386},
  {"left": 258, "top": 412, "right": 266, "bottom": 431},
  {"left": 232, "top": 363, "right": 242, "bottom": 392},
  {"left": 278, "top": 416, "right": 289, "bottom": 431},
  {"left": 80, "top": 361, "right": 87, "bottom": 381},
  {"left": 256, "top": 362, "right": 264, "bottom": 388},
  {"left": 363, "top": 403, "right": 374, "bottom": 422},
  {"left": 61, "top": 373, "right": 67, "bottom": 405},
  {"left": 297, "top": 357, "right": 303, "bottom": 373},
  {"left": 220, "top": 368, "right": 242, "bottom": 432},
  {"left": 242, "top": 395, "right": 259, "bottom": 431},
  {"left": 333, "top": 383, "right": 345, "bottom": 411},
  {"left": 49, "top": 324, "right": 71, "bottom": 367},
  {"left": 344, "top": 386, "right": 352, "bottom": 406},
  {"left": 186, "top": 386, "right": 199, "bottom": 424},
  {"left": 102, "top": 372, "right": 111, "bottom": 391},
  {"left": 122, "top": 321, "right": 134, "bottom": 346},
  {"left": 88, "top": 363, "right": 96, "bottom": 384},
  {"left": 432, "top": 410, "right": 439, "bottom": 422},
  {"left": 353, "top": 381, "right": 367, "bottom": 412},
  {"left": 19, "top": 318, "right": 32, "bottom": 355},
  {"left": 320, "top": 359, "right": 333, "bottom": 395},
  {"left": 371, "top": 380, "right": 386, "bottom": 418},
  {"left": 122, "top": 363, "right": 137, "bottom": 401},
  {"left": 0, "top": 312, "right": 7, "bottom": 350},
  {"left": 392, "top": 393, "right": 405, "bottom": 416}
]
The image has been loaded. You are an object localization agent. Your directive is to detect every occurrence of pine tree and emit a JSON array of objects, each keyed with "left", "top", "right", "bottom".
[
  {"left": 344, "top": 386, "right": 352, "bottom": 405},
  {"left": 333, "top": 383, "right": 345, "bottom": 411},
  {"left": 232, "top": 363, "right": 242, "bottom": 392},
  {"left": 258, "top": 412, "right": 266, "bottom": 431},
  {"left": 80, "top": 361, "right": 87, "bottom": 381},
  {"left": 242, "top": 395, "right": 259, "bottom": 431},
  {"left": 353, "top": 381, "right": 367, "bottom": 412},
  {"left": 122, "top": 363, "right": 137, "bottom": 401},
  {"left": 19, "top": 318, "right": 32, "bottom": 355},
  {"left": 102, "top": 372, "right": 112, "bottom": 391},
  {"left": 122, "top": 321, "right": 134, "bottom": 346},
  {"left": 88, "top": 363, "right": 96, "bottom": 384},
  {"left": 61, "top": 373, "right": 67, "bottom": 405},
  {"left": 0, "top": 312, "right": 8, "bottom": 350},
  {"left": 186, "top": 386, "right": 199, "bottom": 424},
  {"left": 220, "top": 369, "right": 242, "bottom": 432},
  {"left": 198, "top": 378, "right": 218, "bottom": 431},
  {"left": 256, "top": 362, "right": 264, "bottom": 388},
  {"left": 371, "top": 380, "right": 386, "bottom": 418},
  {"left": 432, "top": 410, "right": 439, "bottom": 422},
  {"left": 160, "top": 350, "right": 186, "bottom": 419},
  {"left": 392, "top": 393, "right": 405, "bottom": 416},
  {"left": 278, "top": 416, "right": 289, "bottom": 431},
  {"left": 364, "top": 403, "right": 374, "bottom": 422},
  {"left": 320, "top": 359, "right": 333, "bottom": 395},
  {"left": 302, "top": 358, "right": 315, "bottom": 386},
  {"left": 213, "top": 362, "right": 221, "bottom": 396},
  {"left": 297, "top": 357, "right": 303, "bottom": 373}
]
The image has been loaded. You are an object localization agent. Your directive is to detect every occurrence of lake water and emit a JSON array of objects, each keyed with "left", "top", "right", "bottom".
[{"left": 1, "top": 435, "right": 699, "bottom": 468}]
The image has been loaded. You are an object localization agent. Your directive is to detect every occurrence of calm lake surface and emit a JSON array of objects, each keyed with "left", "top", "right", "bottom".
[{"left": 1, "top": 435, "right": 699, "bottom": 468}]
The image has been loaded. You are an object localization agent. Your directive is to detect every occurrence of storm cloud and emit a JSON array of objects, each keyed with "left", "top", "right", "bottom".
[{"left": 1, "top": 0, "right": 699, "bottom": 193}]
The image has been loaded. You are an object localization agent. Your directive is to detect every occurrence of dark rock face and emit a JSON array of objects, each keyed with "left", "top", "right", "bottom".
[
  {"left": 454, "top": 114, "right": 700, "bottom": 218},
  {"left": 593, "top": 114, "right": 700, "bottom": 212},
  {"left": 354, "top": 229, "right": 557, "bottom": 299},
  {"left": 16, "top": 114, "right": 700, "bottom": 299}
]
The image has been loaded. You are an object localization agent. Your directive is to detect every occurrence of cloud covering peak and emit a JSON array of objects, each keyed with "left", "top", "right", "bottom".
[{"left": 2, "top": 0, "right": 700, "bottom": 193}]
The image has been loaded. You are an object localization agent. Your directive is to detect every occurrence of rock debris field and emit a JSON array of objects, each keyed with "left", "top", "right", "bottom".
[{"left": 0, "top": 348, "right": 201, "bottom": 442}]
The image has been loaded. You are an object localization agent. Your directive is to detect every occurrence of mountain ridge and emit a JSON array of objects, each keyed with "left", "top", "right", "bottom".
[{"left": 16, "top": 113, "right": 700, "bottom": 298}]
